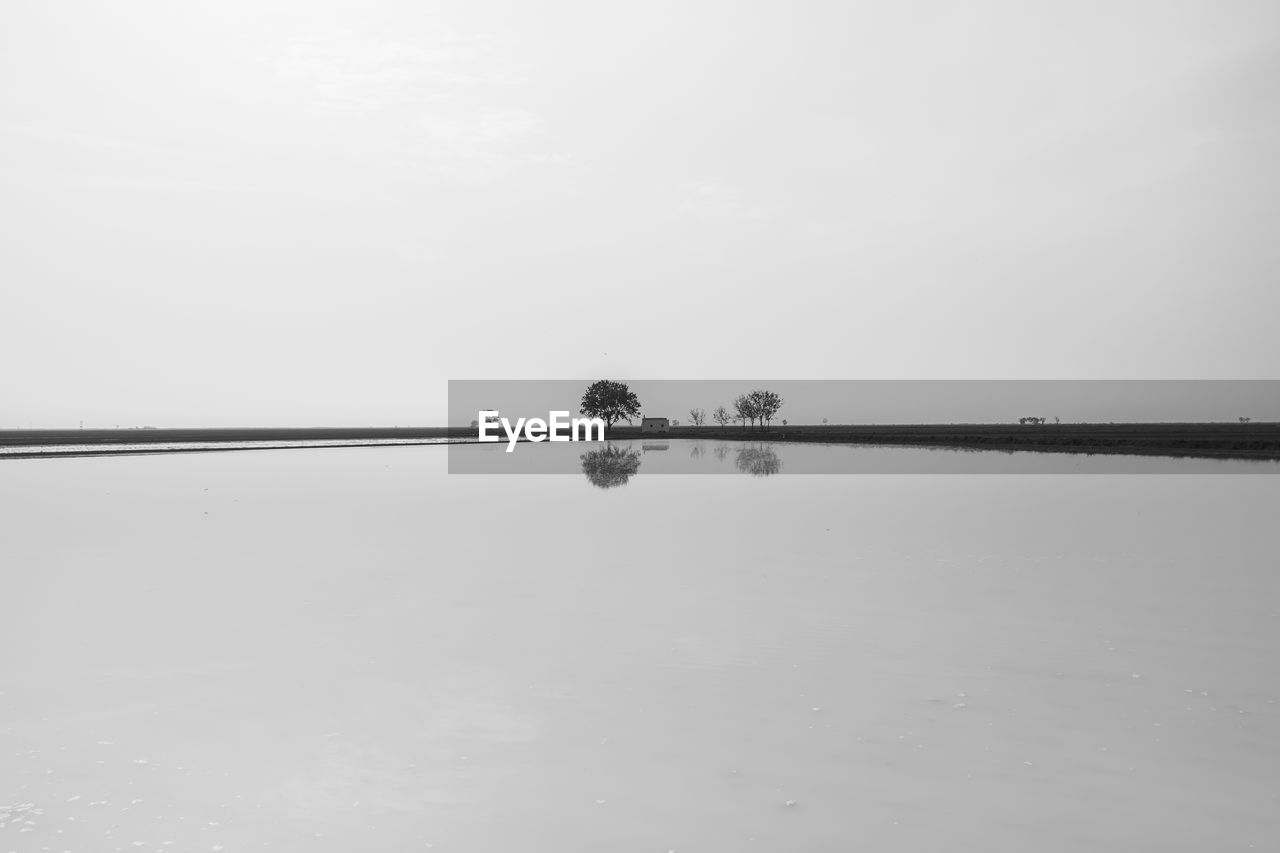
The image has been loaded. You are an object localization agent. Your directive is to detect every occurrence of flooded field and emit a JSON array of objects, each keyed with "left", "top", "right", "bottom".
[{"left": 2, "top": 442, "right": 1278, "bottom": 851}]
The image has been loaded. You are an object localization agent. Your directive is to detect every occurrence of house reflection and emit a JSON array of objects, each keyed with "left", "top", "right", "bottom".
[
  {"left": 580, "top": 444, "right": 643, "bottom": 489},
  {"left": 734, "top": 444, "right": 782, "bottom": 477}
]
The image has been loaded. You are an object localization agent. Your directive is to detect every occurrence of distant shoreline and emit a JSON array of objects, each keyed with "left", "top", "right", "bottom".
[
  {"left": 3, "top": 423, "right": 1279, "bottom": 461},
  {"left": 611, "top": 423, "right": 1280, "bottom": 461},
  {"left": 0, "top": 427, "right": 471, "bottom": 459}
]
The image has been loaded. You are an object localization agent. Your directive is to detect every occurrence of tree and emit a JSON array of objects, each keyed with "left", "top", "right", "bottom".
[
  {"left": 781, "top": 419, "right": 788, "bottom": 427},
  {"left": 733, "top": 394, "right": 757, "bottom": 429},
  {"left": 580, "top": 380, "right": 641, "bottom": 429},
  {"left": 713, "top": 405, "right": 731, "bottom": 427},
  {"left": 749, "top": 389, "right": 783, "bottom": 429},
  {"left": 689, "top": 408, "right": 706, "bottom": 428}
]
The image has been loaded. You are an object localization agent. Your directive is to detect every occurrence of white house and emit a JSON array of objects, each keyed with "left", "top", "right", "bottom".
[{"left": 641, "top": 417, "right": 670, "bottom": 433}]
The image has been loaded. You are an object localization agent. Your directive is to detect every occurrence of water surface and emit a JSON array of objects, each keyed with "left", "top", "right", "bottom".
[{"left": 2, "top": 443, "right": 1278, "bottom": 851}]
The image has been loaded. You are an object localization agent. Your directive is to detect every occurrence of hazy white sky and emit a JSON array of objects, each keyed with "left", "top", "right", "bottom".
[{"left": 2, "top": 1, "right": 1277, "bottom": 427}]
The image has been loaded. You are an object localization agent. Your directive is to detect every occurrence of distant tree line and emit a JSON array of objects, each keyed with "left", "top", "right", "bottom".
[
  {"left": 574, "top": 381, "right": 788, "bottom": 432},
  {"left": 577, "top": 382, "right": 786, "bottom": 431},
  {"left": 682, "top": 390, "right": 786, "bottom": 430}
]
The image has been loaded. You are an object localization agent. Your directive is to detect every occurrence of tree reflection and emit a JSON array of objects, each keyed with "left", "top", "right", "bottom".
[
  {"left": 580, "top": 444, "right": 643, "bottom": 489},
  {"left": 734, "top": 444, "right": 782, "bottom": 476}
]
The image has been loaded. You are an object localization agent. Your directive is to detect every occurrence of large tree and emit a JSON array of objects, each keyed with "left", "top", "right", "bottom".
[
  {"left": 733, "top": 394, "right": 757, "bottom": 429},
  {"left": 580, "top": 380, "right": 641, "bottom": 429}
]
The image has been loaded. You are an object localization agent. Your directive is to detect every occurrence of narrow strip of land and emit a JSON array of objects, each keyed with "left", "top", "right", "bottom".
[
  {"left": 0, "top": 427, "right": 467, "bottom": 446},
  {"left": 0, "top": 427, "right": 472, "bottom": 459},
  {"left": 3, "top": 423, "right": 1278, "bottom": 461}
]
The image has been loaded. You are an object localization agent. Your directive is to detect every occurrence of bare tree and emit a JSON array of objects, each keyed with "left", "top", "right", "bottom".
[
  {"left": 733, "top": 394, "right": 757, "bottom": 429},
  {"left": 749, "top": 389, "right": 783, "bottom": 429},
  {"left": 689, "top": 408, "right": 706, "bottom": 428},
  {"left": 713, "top": 405, "right": 731, "bottom": 427}
]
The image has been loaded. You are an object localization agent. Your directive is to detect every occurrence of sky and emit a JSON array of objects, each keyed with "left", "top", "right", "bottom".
[{"left": 2, "top": 1, "right": 1278, "bottom": 427}]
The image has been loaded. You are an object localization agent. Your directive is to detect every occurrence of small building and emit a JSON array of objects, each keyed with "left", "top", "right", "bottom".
[{"left": 641, "top": 417, "right": 670, "bottom": 433}]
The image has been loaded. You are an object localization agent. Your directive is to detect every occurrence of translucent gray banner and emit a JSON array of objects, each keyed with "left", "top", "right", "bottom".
[{"left": 447, "top": 380, "right": 1280, "bottom": 476}]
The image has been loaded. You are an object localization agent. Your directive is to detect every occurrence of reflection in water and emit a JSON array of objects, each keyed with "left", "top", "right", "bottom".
[
  {"left": 735, "top": 444, "right": 783, "bottom": 476},
  {"left": 580, "top": 444, "right": 643, "bottom": 489},
  {"left": 688, "top": 442, "right": 705, "bottom": 460},
  {"left": 713, "top": 444, "right": 730, "bottom": 462}
]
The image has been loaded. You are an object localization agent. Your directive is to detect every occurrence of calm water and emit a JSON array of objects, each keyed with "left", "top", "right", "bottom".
[
  {"left": 451, "top": 436, "right": 1280, "bottom": 475},
  {"left": 2, "top": 442, "right": 1278, "bottom": 851}
]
